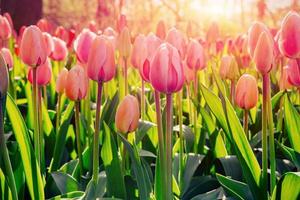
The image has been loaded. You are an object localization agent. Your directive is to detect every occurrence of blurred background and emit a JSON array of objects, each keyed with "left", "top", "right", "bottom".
[{"left": 1, "top": 0, "right": 299, "bottom": 37}]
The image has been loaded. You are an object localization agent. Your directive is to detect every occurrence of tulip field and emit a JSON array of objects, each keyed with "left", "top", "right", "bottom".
[{"left": 0, "top": 1, "right": 300, "bottom": 200}]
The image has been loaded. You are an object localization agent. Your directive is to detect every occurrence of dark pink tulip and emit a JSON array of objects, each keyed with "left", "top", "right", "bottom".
[
  {"left": 20, "top": 25, "right": 47, "bottom": 67},
  {"left": 150, "top": 43, "right": 184, "bottom": 94},
  {"left": 87, "top": 35, "right": 116, "bottom": 82},
  {"left": 216, "top": 39, "right": 224, "bottom": 54},
  {"left": 1, "top": 48, "right": 13, "bottom": 70},
  {"left": 156, "top": 20, "right": 166, "bottom": 40},
  {"left": 50, "top": 37, "right": 68, "bottom": 61},
  {"left": 0, "top": 15, "right": 12, "bottom": 40},
  {"left": 131, "top": 34, "right": 147, "bottom": 69},
  {"left": 65, "top": 65, "right": 88, "bottom": 101},
  {"left": 74, "top": 29, "right": 96, "bottom": 64},
  {"left": 287, "top": 59, "right": 300, "bottom": 87},
  {"left": 278, "top": 11, "right": 300, "bottom": 58},
  {"left": 186, "top": 39, "right": 205, "bottom": 71},
  {"left": 43, "top": 32, "right": 54, "bottom": 56},
  {"left": 28, "top": 59, "right": 52, "bottom": 86},
  {"left": 166, "top": 27, "right": 186, "bottom": 59},
  {"left": 235, "top": 74, "right": 258, "bottom": 109}
]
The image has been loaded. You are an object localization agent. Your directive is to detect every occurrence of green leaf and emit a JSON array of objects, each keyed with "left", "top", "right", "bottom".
[
  {"left": 101, "top": 122, "right": 126, "bottom": 199},
  {"left": 276, "top": 141, "right": 300, "bottom": 169},
  {"left": 271, "top": 91, "right": 284, "bottom": 109},
  {"left": 47, "top": 191, "right": 84, "bottom": 200},
  {"left": 135, "top": 120, "right": 155, "bottom": 144},
  {"left": 83, "top": 171, "right": 107, "bottom": 200},
  {"left": 6, "top": 94, "right": 44, "bottom": 200},
  {"left": 51, "top": 172, "right": 80, "bottom": 194},
  {"left": 284, "top": 95, "right": 300, "bottom": 152},
  {"left": 216, "top": 173, "right": 253, "bottom": 200},
  {"left": 271, "top": 172, "right": 300, "bottom": 200}
]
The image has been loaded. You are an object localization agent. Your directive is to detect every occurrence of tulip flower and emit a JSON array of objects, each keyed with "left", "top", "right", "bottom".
[
  {"left": 206, "top": 22, "right": 219, "bottom": 45},
  {"left": 115, "top": 95, "right": 140, "bottom": 134},
  {"left": 0, "top": 15, "right": 12, "bottom": 41},
  {"left": 74, "top": 29, "right": 96, "bottom": 64},
  {"left": 287, "top": 59, "right": 300, "bottom": 87},
  {"left": 278, "top": 11, "right": 300, "bottom": 59},
  {"left": 156, "top": 20, "right": 166, "bottom": 40},
  {"left": 56, "top": 68, "right": 68, "bottom": 94},
  {"left": 20, "top": 25, "right": 47, "bottom": 67},
  {"left": 279, "top": 66, "right": 292, "bottom": 90},
  {"left": 37, "top": 18, "right": 53, "bottom": 33},
  {"left": 219, "top": 55, "right": 239, "bottom": 81},
  {"left": 166, "top": 27, "right": 186, "bottom": 59},
  {"left": 1, "top": 48, "right": 13, "bottom": 70},
  {"left": 0, "top": 54, "right": 8, "bottom": 97},
  {"left": 131, "top": 34, "right": 147, "bottom": 69},
  {"left": 28, "top": 59, "right": 52, "bottom": 86},
  {"left": 50, "top": 37, "right": 68, "bottom": 61},
  {"left": 117, "top": 14, "right": 127, "bottom": 33},
  {"left": 186, "top": 39, "right": 205, "bottom": 71},
  {"left": 43, "top": 32, "right": 54, "bottom": 56}
]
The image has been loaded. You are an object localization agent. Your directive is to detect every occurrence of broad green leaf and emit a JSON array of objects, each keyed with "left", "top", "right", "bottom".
[
  {"left": 271, "top": 91, "right": 284, "bottom": 109},
  {"left": 0, "top": 168, "right": 12, "bottom": 200},
  {"left": 48, "top": 191, "right": 84, "bottom": 200},
  {"left": 6, "top": 94, "right": 44, "bottom": 200},
  {"left": 136, "top": 120, "right": 155, "bottom": 144},
  {"left": 51, "top": 172, "right": 80, "bottom": 194},
  {"left": 83, "top": 171, "right": 107, "bottom": 200},
  {"left": 276, "top": 141, "right": 300, "bottom": 169},
  {"left": 271, "top": 172, "right": 300, "bottom": 200}
]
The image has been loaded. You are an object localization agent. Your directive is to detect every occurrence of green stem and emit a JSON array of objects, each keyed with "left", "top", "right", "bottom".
[
  {"left": 75, "top": 101, "right": 83, "bottom": 176},
  {"left": 0, "top": 98, "right": 18, "bottom": 200},
  {"left": 177, "top": 91, "right": 184, "bottom": 191},
  {"left": 166, "top": 94, "right": 173, "bottom": 200},
  {"left": 277, "top": 96, "right": 284, "bottom": 141},
  {"left": 55, "top": 93, "right": 62, "bottom": 134},
  {"left": 141, "top": 80, "right": 145, "bottom": 121},
  {"left": 193, "top": 69, "right": 198, "bottom": 153},
  {"left": 154, "top": 91, "right": 166, "bottom": 200},
  {"left": 32, "top": 67, "right": 41, "bottom": 167},
  {"left": 43, "top": 86, "right": 47, "bottom": 108},
  {"left": 124, "top": 57, "right": 128, "bottom": 96},
  {"left": 262, "top": 74, "right": 268, "bottom": 196},
  {"left": 244, "top": 109, "right": 249, "bottom": 140},
  {"left": 38, "top": 88, "right": 45, "bottom": 174},
  {"left": 230, "top": 79, "right": 235, "bottom": 106},
  {"left": 92, "top": 82, "right": 103, "bottom": 184}
]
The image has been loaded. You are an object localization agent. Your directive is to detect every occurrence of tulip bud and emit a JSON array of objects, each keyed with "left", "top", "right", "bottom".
[
  {"left": 0, "top": 54, "right": 8, "bottom": 98},
  {"left": 253, "top": 32, "right": 274, "bottom": 74},
  {"left": 287, "top": 59, "right": 300, "bottom": 87},
  {"left": 219, "top": 55, "right": 239, "bottom": 80},
  {"left": 206, "top": 22, "right": 219, "bottom": 44},
  {"left": 118, "top": 27, "right": 132, "bottom": 59},
  {"left": 166, "top": 28, "right": 186, "bottom": 59},
  {"left": 117, "top": 14, "right": 127, "bottom": 33},
  {"left": 150, "top": 43, "right": 184, "bottom": 94},
  {"left": 1, "top": 48, "right": 13, "bottom": 70},
  {"left": 235, "top": 74, "right": 258, "bottom": 110},
  {"left": 186, "top": 39, "right": 205, "bottom": 71},
  {"left": 43, "top": 32, "right": 54, "bottom": 56},
  {"left": 131, "top": 34, "right": 147, "bottom": 69},
  {"left": 56, "top": 68, "right": 69, "bottom": 94},
  {"left": 183, "top": 64, "right": 195, "bottom": 83},
  {"left": 28, "top": 59, "right": 52, "bottom": 86},
  {"left": 65, "top": 65, "right": 88, "bottom": 101},
  {"left": 0, "top": 15, "right": 12, "bottom": 40},
  {"left": 248, "top": 22, "right": 271, "bottom": 57},
  {"left": 74, "top": 29, "right": 96, "bottom": 64},
  {"left": 115, "top": 95, "right": 140, "bottom": 134},
  {"left": 20, "top": 25, "right": 47, "bottom": 67},
  {"left": 51, "top": 37, "right": 68, "bottom": 61},
  {"left": 279, "top": 66, "right": 292, "bottom": 90},
  {"left": 278, "top": 11, "right": 300, "bottom": 58},
  {"left": 156, "top": 20, "right": 166, "bottom": 40},
  {"left": 87, "top": 35, "right": 116, "bottom": 82}
]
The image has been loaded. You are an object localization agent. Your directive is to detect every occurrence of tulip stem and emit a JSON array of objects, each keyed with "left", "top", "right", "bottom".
[
  {"left": 166, "top": 93, "right": 173, "bottom": 200},
  {"left": 124, "top": 57, "right": 128, "bottom": 95},
  {"left": 0, "top": 97, "right": 19, "bottom": 200},
  {"left": 154, "top": 91, "right": 166, "bottom": 200},
  {"left": 32, "top": 67, "right": 41, "bottom": 167},
  {"left": 230, "top": 79, "right": 235, "bottom": 105},
  {"left": 38, "top": 88, "right": 45, "bottom": 174},
  {"left": 55, "top": 93, "right": 62, "bottom": 134},
  {"left": 43, "top": 86, "right": 47, "bottom": 108},
  {"left": 92, "top": 82, "right": 103, "bottom": 184},
  {"left": 262, "top": 74, "right": 268, "bottom": 196},
  {"left": 141, "top": 79, "right": 145, "bottom": 120},
  {"left": 75, "top": 101, "right": 83, "bottom": 177},
  {"left": 177, "top": 91, "right": 185, "bottom": 191},
  {"left": 193, "top": 69, "right": 199, "bottom": 153},
  {"left": 243, "top": 109, "right": 249, "bottom": 140}
]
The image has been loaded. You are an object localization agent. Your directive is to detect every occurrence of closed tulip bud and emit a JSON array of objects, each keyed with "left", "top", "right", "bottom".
[
  {"left": 117, "top": 14, "right": 127, "bottom": 33},
  {"left": 118, "top": 27, "right": 132, "bottom": 59},
  {"left": 115, "top": 95, "right": 140, "bottom": 134},
  {"left": 279, "top": 66, "right": 292, "bottom": 90},
  {"left": 131, "top": 34, "right": 147, "bottom": 69},
  {"left": 140, "top": 33, "right": 162, "bottom": 82},
  {"left": 235, "top": 74, "right": 258, "bottom": 110},
  {"left": 74, "top": 29, "right": 96, "bottom": 64},
  {"left": 43, "top": 32, "right": 54, "bottom": 56},
  {"left": 0, "top": 15, "right": 12, "bottom": 40},
  {"left": 28, "top": 59, "right": 52, "bottom": 86},
  {"left": 248, "top": 22, "right": 271, "bottom": 58},
  {"left": 206, "top": 22, "right": 219, "bottom": 44},
  {"left": 0, "top": 54, "right": 8, "bottom": 97},
  {"left": 278, "top": 11, "right": 300, "bottom": 58},
  {"left": 20, "top": 25, "right": 47, "bottom": 67},
  {"left": 65, "top": 65, "right": 88, "bottom": 101},
  {"left": 166, "top": 28, "right": 186, "bottom": 59},
  {"left": 253, "top": 32, "right": 274, "bottom": 74},
  {"left": 150, "top": 43, "right": 184, "bottom": 94},
  {"left": 87, "top": 35, "right": 116, "bottom": 82},
  {"left": 287, "top": 59, "right": 300, "bottom": 87},
  {"left": 51, "top": 37, "right": 68, "bottom": 61},
  {"left": 156, "top": 20, "right": 166, "bottom": 40},
  {"left": 56, "top": 68, "right": 68, "bottom": 93},
  {"left": 186, "top": 39, "right": 205, "bottom": 71},
  {"left": 1, "top": 48, "right": 13, "bottom": 70},
  {"left": 219, "top": 55, "right": 239, "bottom": 80}
]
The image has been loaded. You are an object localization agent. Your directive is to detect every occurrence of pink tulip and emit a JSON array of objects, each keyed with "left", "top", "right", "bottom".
[
  {"left": 156, "top": 20, "right": 166, "bottom": 40},
  {"left": 278, "top": 11, "right": 300, "bottom": 58},
  {"left": 28, "top": 59, "right": 52, "bottom": 86},
  {"left": 166, "top": 28, "right": 186, "bottom": 59},
  {"left": 118, "top": 27, "right": 132, "bottom": 59},
  {"left": 37, "top": 18, "right": 53, "bottom": 33},
  {"left": 117, "top": 14, "right": 127, "bottom": 33},
  {"left": 115, "top": 95, "right": 140, "bottom": 134},
  {"left": 279, "top": 66, "right": 292, "bottom": 90},
  {"left": 74, "top": 29, "right": 96, "bottom": 64},
  {"left": 88, "top": 20, "right": 97, "bottom": 32},
  {"left": 287, "top": 59, "right": 300, "bottom": 87},
  {"left": 56, "top": 68, "right": 69, "bottom": 94},
  {"left": 50, "top": 37, "right": 68, "bottom": 61},
  {"left": 43, "top": 32, "right": 54, "bottom": 56},
  {"left": 20, "top": 25, "right": 47, "bottom": 67},
  {"left": 0, "top": 15, "right": 12, "bottom": 40},
  {"left": 235, "top": 74, "right": 258, "bottom": 109},
  {"left": 186, "top": 39, "right": 205, "bottom": 71},
  {"left": 65, "top": 65, "right": 88, "bottom": 101},
  {"left": 206, "top": 22, "right": 219, "bottom": 44},
  {"left": 0, "top": 48, "right": 13, "bottom": 70},
  {"left": 183, "top": 64, "right": 195, "bottom": 83},
  {"left": 0, "top": 54, "right": 8, "bottom": 96},
  {"left": 150, "top": 43, "right": 184, "bottom": 94},
  {"left": 219, "top": 55, "right": 239, "bottom": 80},
  {"left": 253, "top": 32, "right": 274, "bottom": 74},
  {"left": 131, "top": 34, "right": 147, "bottom": 69},
  {"left": 87, "top": 35, "right": 116, "bottom": 82}
]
